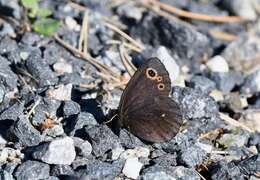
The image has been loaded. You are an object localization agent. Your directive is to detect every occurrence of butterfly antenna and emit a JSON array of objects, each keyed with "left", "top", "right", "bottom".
[{"left": 105, "top": 113, "right": 118, "bottom": 124}]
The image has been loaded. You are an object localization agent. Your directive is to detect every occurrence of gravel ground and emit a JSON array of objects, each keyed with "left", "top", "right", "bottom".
[{"left": 0, "top": 0, "right": 260, "bottom": 180}]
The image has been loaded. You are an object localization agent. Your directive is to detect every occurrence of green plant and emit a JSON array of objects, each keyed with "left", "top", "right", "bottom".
[{"left": 21, "top": 0, "right": 60, "bottom": 36}]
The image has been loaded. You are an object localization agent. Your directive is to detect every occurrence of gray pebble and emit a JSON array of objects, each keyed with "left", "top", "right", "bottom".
[
  {"left": 85, "top": 124, "right": 121, "bottom": 157},
  {"left": 14, "top": 160, "right": 50, "bottom": 180},
  {"left": 9, "top": 115, "right": 42, "bottom": 146},
  {"left": 32, "top": 137, "right": 76, "bottom": 165}
]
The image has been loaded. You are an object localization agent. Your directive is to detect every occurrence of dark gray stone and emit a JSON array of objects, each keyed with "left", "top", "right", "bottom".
[
  {"left": 79, "top": 160, "right": 124, "bottom": 180},
  {"left": 21, "top": 32, "right": 42, "bottom": 46},
  {"left": 51, "top": 165, "right": 74, "bottom": 177},
  {"left": 130, "top": 15, "right": 211, "bottom": 64},
  {"left": 85, "top": 124, "right": 121, "bottom": 157},
  {"left": 31, "top": 97, "right": 61, "bottom": 125},
  {"left": 211, "top": 161, "right": 244, "bottom": 180},
  {"left": 69, "top": 112, "right": 97, "bottom": 136},
  {"left": 9, "top": 115, "right": 42, "bottom": 146},
  {"left": 238, "top": 154, "right": 260, "bottom": 176},
  {"left": 26, "top": 51, "right": 58, "bottom": 87},
  {"left": 172, "top": 87, "right": 218, "bottom": 119},
  {"left": 0, "top": 102, "right": 24, "bottom": 121},
  {"left": 189, "top": 75, "right": 216, "bottom": 94},
  {"left": 119, "top": 129, "right": 145, "bottom": 149},
  {"left": 210, "top": 71, "right": 244, "bottom": 93},
  {"left": 14, "top": 160, "right": 50, "bottom": 180},
  {"left": 241, "top": 70, "right": 260, "bottom": 95},
  {"left": 72, "top": 137, "right": 92, "bottom": 157},
  {"left": 0, "top": 56, "right": 18, "bottom": 90},
  {"left": 0, "top": 36, "right": 18, "bottom": 55},
  {"left": 63, "top": 100, "right": 80, "bottom": 117},
  {"left": 180, "top": 144, "right": 207, "bottom": 167},
  {"left": 0, "top": 170, "right": 14, "bottom": 180}
]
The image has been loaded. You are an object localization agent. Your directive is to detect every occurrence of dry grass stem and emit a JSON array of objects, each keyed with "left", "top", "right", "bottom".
[
  {"left": 219, "top": 112, "right": 254, "bottom": 133},
  {"left": 104, "top": 22, "right": 144, "bottom": 50},
  {"left": 144, "top": 0, "right": 243, "bottom": 23},
  {"left": 119, "top": 45, "right": 135, "bottom": 76}
]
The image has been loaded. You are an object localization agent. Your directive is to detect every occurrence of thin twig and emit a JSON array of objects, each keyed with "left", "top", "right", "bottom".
[
  {"left": 144, "top": 0, "right": 243, "bottom": 23},
  {"left": 104, "top": 22, "right": 144, "bottom": 50},
  {"left": 119, "top": 45, "right": 135, "bottom": 76},
  {"left": 106, "top": 40, "right": 142, "bottom": 52},
  {"left": 54, "top": 34, "right": 121, "bottom": 80},
  {"left": 83, "top": 10, "right": 89, "bottom": 55},
  {"left": 219, "top": 112, "right": 254, "bottom": 133},
  {"left": 209, "top": 29, "right": 237, "bottom": 41},
  {"left": 26, "top": 98, "right": 41, "bottom": 119}
]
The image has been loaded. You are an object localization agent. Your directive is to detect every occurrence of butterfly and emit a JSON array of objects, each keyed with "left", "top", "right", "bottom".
[{"left": 117, "top": 57, "right": 183, "bottom": 142}]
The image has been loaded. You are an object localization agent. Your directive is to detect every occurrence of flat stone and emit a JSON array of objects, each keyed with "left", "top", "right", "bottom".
[
  {"left": 32, "top": 137, "right": 76, "bottom": 165},
  {"left": 122, "top": 157, "right": 143, "bottom": 179}
]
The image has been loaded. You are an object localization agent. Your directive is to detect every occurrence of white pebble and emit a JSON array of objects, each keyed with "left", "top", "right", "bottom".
[
  {"left": 53, "top": 61, "right": 73, "bottom": 75},
  {"left": 46, "top": 84, "right": 72, "bottom": 101},
  {"left": 122, "top": 157, "right": 143, "bottom": 179},
  {"left": 153, "top": 46, "right": 180, "bottom": 82},
  {"left": 206, "top": 55, "right": 229, "bottom": 73}
]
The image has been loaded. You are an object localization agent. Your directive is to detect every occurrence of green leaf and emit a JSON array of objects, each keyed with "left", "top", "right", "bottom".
[
  {"left": 32, "top": 18, "right": 61, "bottom": 36},
  {"left": 37, "top": 8, "right": 52, "bottom": 18},
  {"left": 21, "top": 0, "right": 38, "bottom": 9}
]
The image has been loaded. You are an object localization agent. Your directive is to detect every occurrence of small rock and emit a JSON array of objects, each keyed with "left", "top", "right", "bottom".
[
  {"left": 122, "top": 157, "right": 143, "bottom": 179},
  {"left": 51, "top": 164, "right": 74, "bottom": 177},
  {"left": 211, "top": 161, "right": 244, "bottom": 180},
  {"left": 111, "top": 147, "right": 125, "bottom": 160},
  {"left": 120, "top": 147, "right": 150, "bottom": 159},
  {"left": 65, "top": 16, "right": 79, "bottom": 31},
  {"left": 119, "top": 129, "right": 145, "bottom": 149},
  {"left": 0, "top": 36, "right": 18, "bottom": 54},
  {"left": 241, "top": 69, "right": 260, "bottom": 94},
  {"left": 14, "top": 160, "right": 50, "bottom": 180},
  {"left": 222, "top": 33, "right": 260, "bottom": 72},
  {"left": 152, "top": 46, "right": 180, "bottom": 82},
  {"left": 72, "top": 137, "right": 92, "bottom": 157},
  {"left": 222, "top": 0, "right": 257, "bottom": 21},
  {"left": 46, "top": 84, "right": 73, "bottom": 101},
  {"left": 32, "top": 137, "right": 76, "bottom": 165},
  {"left": 152, "top": 153, "right": 177, "bottom": 167},
  {"left": 0, "top": 56, "right": 18, "bottom": 90},
  {"left": 239, "top": 109, "right": 260, "bottom": 132},
  {"left": 238, "top": 154, "right": 260, "bottom": 176},
  {"left": 53, "top": 61, "right": 73, "bottom": 75},
  {"left": 206, "top": 55, "right": 229, "bottom": 73},
  {"left": 172, "top": 166, "right": 200, "bottom": 180},
  {"left": 116, "top": 1, "right": 143, "bottom": 21},
  {"left": 180, "top": 144, "right": 207, "bottom": 167},
  {"left": 83, "top": 160, "right": 124, "bottom": 179},
  {"left": 26, "top": 51, "right": 58, "bottom": 87},
  {"left": 209, "top": 89, "right": 224, "bottom": 102},
  {"left": 9, "top": 115, "right": 42, "bottom": 146},
  {"left": 31, "top": 97, "right": 61, "bottom": 125},
  {"left": 172, "top": 87, "right": 218, "bottom": 119},
  {"left": 210, "top": 71, "right": 244, "bottom": 93},
  {"left": 45, "top": 125, "right": 64, "bottom": 137},
  {"left": 189, "top": 75, "right": 216, "bottom": 94},
  {"left": 0, "top": 102, "right": 24, "bottom": 121},
  {"left": 218, "top": 131, "right": 250, "bottom": 148},
  {"left": 63, "top": 100, "right": 80, "bottom": 117},
  {"left": 68, "top": 112, "right": 97, "bottom": 136},
  {"left": 0, "top": 170, "right": 14, "bottom": 180},
  {"left": 0, "top": 85, "right": 5, "bottom": 103},
  {"left": 85, "top": 124, "right": 121, "bottom": 157},
  {"left": 142, "top": 171, "right": 175, "bottom": 180}
]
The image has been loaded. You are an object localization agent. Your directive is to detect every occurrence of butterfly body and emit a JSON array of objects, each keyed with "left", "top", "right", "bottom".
[{"left": 118, "top": 58, "right": 183, "bottom": 143}]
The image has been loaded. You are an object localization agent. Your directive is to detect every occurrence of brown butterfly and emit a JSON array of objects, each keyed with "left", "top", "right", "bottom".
[{"left": 118, "top": 57, "right": 183, "bottom": 142}]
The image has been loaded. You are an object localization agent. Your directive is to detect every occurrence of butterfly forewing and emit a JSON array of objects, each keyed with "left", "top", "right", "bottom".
[{"left": 118, "top": 57, "right": 183, "bottom": 142}]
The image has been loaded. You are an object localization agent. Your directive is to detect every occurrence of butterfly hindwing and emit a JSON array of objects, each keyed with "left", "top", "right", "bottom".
[{"left": 118, "top": 57, "right": 182, "bottom": 142}]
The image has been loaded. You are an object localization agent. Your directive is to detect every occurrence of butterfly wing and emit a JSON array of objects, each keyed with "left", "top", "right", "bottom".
[
  {"left": 125, "top": 96, "right": 182, "bottom": 142},
  {"left": 118, "top": 58, "right": 183, "bottom": 142}
]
